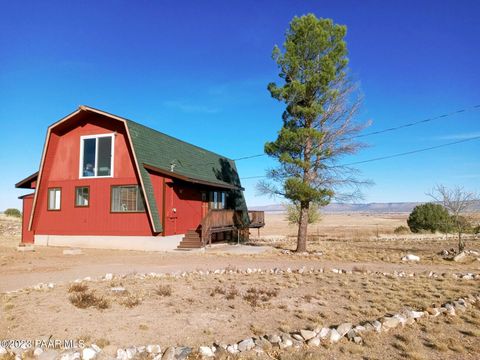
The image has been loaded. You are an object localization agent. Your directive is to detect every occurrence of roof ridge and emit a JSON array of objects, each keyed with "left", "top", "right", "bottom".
[{"left": 125, "top": 118, "right": 234, "bottom": 163}]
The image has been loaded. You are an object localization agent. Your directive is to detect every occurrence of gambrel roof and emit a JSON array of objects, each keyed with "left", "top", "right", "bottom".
[{"left": 19, "top": 105, "right": 247, "bottom": 233}]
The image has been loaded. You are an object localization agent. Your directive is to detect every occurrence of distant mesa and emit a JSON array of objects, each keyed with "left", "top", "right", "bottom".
[{"left": 249, "top": 202, "right": 459, "bottom": 214}]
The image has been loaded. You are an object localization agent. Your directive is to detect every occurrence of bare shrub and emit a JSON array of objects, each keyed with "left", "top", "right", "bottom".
[
  {"left": 394, "top": 225, "right": 410, "bottom": 235},
  {"left": 226, "top": 285, "right": 239, "bottom": 300},
  {"left": 68, "top": 283, "right": 89, "bottom": 293},
  {"left": 120, "top": 295, "right": 141, "bottom": 308},
  {"left": 155, "top": 284, "right": 172, "bottom": 297},
  {"left": 69, "top": 291, "right": 110, "bottom": 310},
  {"left": 243, "top": 287, "right": 278, "bottom": 307},
  {"left": 210, "top": 285, "right": 226, "bottom": 297}
]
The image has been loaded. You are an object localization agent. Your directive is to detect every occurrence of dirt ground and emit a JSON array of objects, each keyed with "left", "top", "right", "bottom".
[{"left": 0, "top": 213, "right": 479, "bottom": 359}]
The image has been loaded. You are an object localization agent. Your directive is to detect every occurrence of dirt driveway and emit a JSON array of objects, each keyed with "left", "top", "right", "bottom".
[{"left": 2, "top": 242, "right": 477, "bottom": 293}]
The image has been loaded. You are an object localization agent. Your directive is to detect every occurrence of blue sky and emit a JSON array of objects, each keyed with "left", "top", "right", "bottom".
[{"left": 1, "top": 0, "right": 479, "bottom": 209}]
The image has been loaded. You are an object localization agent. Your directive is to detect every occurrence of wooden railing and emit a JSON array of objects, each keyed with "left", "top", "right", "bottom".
[
  {"left": 248, "top": 211, "right": 265, "bottom": 228},
  {"left": 200, "top": 209, "right": 265, "bottom": 246}
]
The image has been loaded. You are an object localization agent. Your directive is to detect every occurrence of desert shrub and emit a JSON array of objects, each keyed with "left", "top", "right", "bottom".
[
  {"left": 155, "top": 284, "right": 172, "bottom": 297},
  {"left": 473, "top": 225, "right": 480, "bottom": 235},
  {"left": 394, "top": 225, "right": 410, "bottom": 235},
  {"left": 243, "top": 287, "right": 278, "bottom": 307},
  {"left": 4, "top": 208, "right": 21, "bottom": 218},
  {"left": 210, "top": 285, "right": 226, "bottom": 297},
  {"left": 285, "top": 202, "right": 320, "bottom": 225},
  {"left": 69, "top": 291, "right": 110, "bottom": 310},
  {"left": 407, "top": 203, "right": 452, "bottom": 233},
  {"left": 225, "top": 285, "right": 239, "bottom": 300},
  {"left": 68, "top": 283, "right": 89, "bottom": 293},
  {"left": 120, "top": 295, "right": 141, "bottom": 308}
]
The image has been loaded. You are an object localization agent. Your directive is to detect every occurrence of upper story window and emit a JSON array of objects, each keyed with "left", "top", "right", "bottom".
[{"left": 80, "top": 134, "right": 114, "bottom": 178}]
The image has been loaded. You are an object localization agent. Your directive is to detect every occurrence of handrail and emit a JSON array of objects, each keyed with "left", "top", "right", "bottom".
[{"left": 200, "top": 209, "right": 265, "bottom": 246}]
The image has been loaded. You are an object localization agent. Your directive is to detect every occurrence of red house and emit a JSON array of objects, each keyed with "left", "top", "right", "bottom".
[{"left": 16, "top": 106, "right": 264, "bottom": 250}]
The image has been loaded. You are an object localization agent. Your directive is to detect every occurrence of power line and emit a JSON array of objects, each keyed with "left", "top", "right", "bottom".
[
  {"left": 240, "top": 135, "right": 480, "bottom": 180},
  {"left": 342, "top": 135, "right": 480, "bottom": 166},
  {"left": 232, "top": 103, "right": 480, "bottom": 162},
  {"left": 355, "top": 104, "right": 480, "bottom": 138}
]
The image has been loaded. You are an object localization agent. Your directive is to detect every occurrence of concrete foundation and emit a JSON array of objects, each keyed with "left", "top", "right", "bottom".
[{"left": 34, "top": 234, "right": 184, "bottom": 252}]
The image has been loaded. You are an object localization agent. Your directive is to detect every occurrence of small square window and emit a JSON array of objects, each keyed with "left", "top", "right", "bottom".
[
  {"left": 48, "top": 188, "right": 61, "bottom": 210},
  {"left": 75, "top": 187, "right": 90, "bottom": 207}
]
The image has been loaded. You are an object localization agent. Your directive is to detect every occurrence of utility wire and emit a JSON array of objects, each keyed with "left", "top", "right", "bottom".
[
  {"left": 232, "top": 104, "right": 480, "bottom": 162},
  {"left": 240, "top": 135, "right": 480, "bottom": 180}
]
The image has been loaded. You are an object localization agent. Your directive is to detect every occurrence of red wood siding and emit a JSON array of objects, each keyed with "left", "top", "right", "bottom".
[
  {"left": 164, "top": 182, "right": 204, "bottom": 235},
  {"left": 32, "top": 114, "right": 154, "bottom": 236},
  {"left": 21, "top": 195, "right": 34, "bottom": 243}
]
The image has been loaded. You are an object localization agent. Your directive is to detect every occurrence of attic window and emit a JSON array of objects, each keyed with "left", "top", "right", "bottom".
[{"left": 79, "top": 134, "right": 114, "bottom": 178}]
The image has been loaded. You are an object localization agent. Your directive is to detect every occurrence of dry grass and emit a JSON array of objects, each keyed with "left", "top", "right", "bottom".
[
  {"left": 3, "top": 269, "right": 475, "bottom": 349},
  {"left": 155, "top": 284, "right": 172, "bottom": 297},
  {"left": 69, "top": 290, "right": 110, "bottom": 310}
]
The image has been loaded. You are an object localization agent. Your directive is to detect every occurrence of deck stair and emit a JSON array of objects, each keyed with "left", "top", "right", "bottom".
[{"left": 177, "top": 229, "right": 203, "bottom": 249}]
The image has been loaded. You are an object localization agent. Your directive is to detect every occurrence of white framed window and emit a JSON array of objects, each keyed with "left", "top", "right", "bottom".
[
  {"left": 48, "top": 188, "right": 61, "bottom": 211},
  {"left": 111, "top": 185, "right": 145, "bottom": 212},
  {"left": 79, "top": 134, "right": 115, "bottom": 178}
]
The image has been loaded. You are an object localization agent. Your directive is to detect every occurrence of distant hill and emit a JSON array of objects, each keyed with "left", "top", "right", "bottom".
[
  {"left": 250, "top": 202, "right": 424, "bottom": 214},
  {"left": 250, "top": 201, "right": 480, "bottom": 213}
]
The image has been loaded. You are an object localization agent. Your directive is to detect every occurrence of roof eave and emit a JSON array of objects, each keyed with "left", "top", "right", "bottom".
[
  {"left": 143, "top": 164, "right": 244, "bottom": 191},
  {"left": 15, "top": 172, "right": 39, "bottom": 189}
]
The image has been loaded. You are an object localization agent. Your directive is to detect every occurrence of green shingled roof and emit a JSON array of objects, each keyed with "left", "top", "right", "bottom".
[{"left": 125, "top": 119, "right": 248, "bottom": 233}]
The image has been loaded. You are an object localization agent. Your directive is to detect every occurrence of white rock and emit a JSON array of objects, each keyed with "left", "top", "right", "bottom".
[
  {"left": 33, "top": 348, "right": 44, "bottom": 357},
  {"left": 60, "top": 352, "right": 80, "bottom": 360},
  {"left": 226, "top": 345, "right": 238, "bottom": 354},
  {"left": 125, "top": 347, "right": 136, "bottom": 359},
  {"left": 116, "top": 349, "right": 127, "bottom": 360},
  {"left": 146, "top": 345, "right": 161, "bottom": 354},
  {"left": 111, "top": 286, "right": 127, "bottom": 293},
  {"left": 0, "top": 347, "right": 7, "bottom": 356},
  {"left": 453, "top": 252, "right": 466, "bottom": 262},
  {"left": 336, "top": 323, "right": 352, "bottom": 337},
  {"left": 198, "top": 346, "right": 214, "bottom": 357},
  {"left": 372, "top": 320, "right": 382, "bottom": 332},
  {"left": 329, "top": 329, "right": 342, "bottom": 343},
  {"left": 407, "top": 310, "right": 424, "bottom": 319},
  {"left": 307, "top": 337, "right": 320, "bottom": 347},
  {"left": 402, "top": 254, "right": 420, "bottom": 262},
  {"left": 300, "top": 329, "right": 316, "bottom": 340},
  {"left": 318, "top": 327, "right": 330, "bottom": 338},
  {"left": 82, "top": 348, "right": 96, "bottom": 360},
  {"left": 90, "top": 344, "right": 101, "bottom": 353},
  {"left": 267, "top": 334, "right": 281, "bottom": 344},
  {"left": 292, "top": 334, "right": 303, "bottom": 341},
  {"left": 237, "top": 338, "right": 255, "bottom": 352},
  {"left": 104, "top": 273, "right": 113, "bottom": 281}
]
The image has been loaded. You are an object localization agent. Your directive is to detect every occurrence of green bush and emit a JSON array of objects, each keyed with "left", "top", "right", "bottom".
[
  {"left": 407, "top": 203, "right": 451, "bottom": 233},
  {"left": 394, "top": 225, "right": 410, "bottom": 234},
  {"left": 4, "top": 208, "right": 21, "bottom": 218},
  {"left": 285, "top": 202, "right": 320, "bottom": 225}
]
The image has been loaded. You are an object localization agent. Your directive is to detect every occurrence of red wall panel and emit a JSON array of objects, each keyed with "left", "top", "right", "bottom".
[
  {"left": 32, "top": 114, "right": 154, "bottom": 236},
  {"left": 21, "top": 195, "right": 34, "bottom": 243}
]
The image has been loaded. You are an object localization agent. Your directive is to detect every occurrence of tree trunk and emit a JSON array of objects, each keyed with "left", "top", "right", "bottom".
[
  {"left": 458, "top": 231, "right": 465, "bottom": 253},
  {"left": 296, "top": 201, "right": 309, "bottom": 252}
]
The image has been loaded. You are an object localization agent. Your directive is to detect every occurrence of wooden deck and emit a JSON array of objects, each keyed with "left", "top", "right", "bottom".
[{"left": 177, "top": 210, "right": 265, "bottom": 249}]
